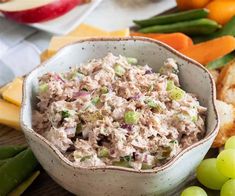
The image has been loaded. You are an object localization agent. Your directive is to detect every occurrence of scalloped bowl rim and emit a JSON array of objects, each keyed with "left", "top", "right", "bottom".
[{"left": 21, "top": 37, "right": 219, "bottom": 174}]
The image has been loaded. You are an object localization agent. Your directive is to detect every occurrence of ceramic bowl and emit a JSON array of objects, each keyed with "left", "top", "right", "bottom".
[{"left": 21, "top": 37, "right": 219, "bottom": 196}]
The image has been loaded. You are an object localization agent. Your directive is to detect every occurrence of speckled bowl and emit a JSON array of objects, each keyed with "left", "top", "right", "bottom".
[{"left": 21, "top": 37, "right": 219, "bottom": 196}]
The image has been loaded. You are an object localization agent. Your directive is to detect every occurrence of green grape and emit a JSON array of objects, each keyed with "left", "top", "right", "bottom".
[
  {"left": 196, "top": 158, "right": 229, "bottom": 190},
  {"left": 221, "top": 179, "right": 235, "bottom": 196},
  {"left": 216, "top": 149, "right": 235, "bottom": 178},
  {"left": 181, "top": 186, "right": 207, "bottom": 196},
  {"left": 225, "top": 136, "right": 235, "bottom": 150}
]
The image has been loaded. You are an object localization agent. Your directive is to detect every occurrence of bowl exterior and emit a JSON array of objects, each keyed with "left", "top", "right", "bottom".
[{"left": 21, "top": 38, "right": 219, "bottom": 196}]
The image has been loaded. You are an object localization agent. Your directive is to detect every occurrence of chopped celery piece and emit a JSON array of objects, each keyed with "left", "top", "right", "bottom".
[
  {"left": 170, "top": 140, "right": 178, "bottom": 145},
  {"left": 113, "top": 160, "right": 131, "bottom": 168},
  {"left": 38, "top": 83, "right": 48, "bottom": 93},
  {"left": 126, "top": 57, "right": 138, "bottom": 64},
  {"left": 124, "top": 111, "right": 140, "bottom": 125},
  {"left": 114, "top": 64, "right": 125, "bottom": 76},
  {"left": 145, "top": 99, "right": 157, "bottom": 108},
  {"left": 92, "top": 97, "right": 100, "bottom": 105},
  {"left": 61, "top": 110, "right": 70, "bottom": 118},
  {"left": 122, "top": 155, "right": 133, "bottom": 162},
  {"left": 80, "top": 155, "right": 92, "bottom": 162},
  {"left": 98, "top": 147, "right": 109, "bottom": 158},
  {"left": 192, "top": 115, "right": 198, "bottom": 123},
  {"left": 166, "top": 80, "right": 175, "bottom": 91},
  {"left": 100, "top": 86, "right": 108, "bottom": 94},
  {"left": 168, "top": 87, "right": 185, "bottom": 101},
  {"left": 141, "top": 163, "right": 153, "bottom": 170}
]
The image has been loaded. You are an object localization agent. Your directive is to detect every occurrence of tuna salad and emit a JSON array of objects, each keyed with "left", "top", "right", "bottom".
[{"left": 33, "top": 53, "right": 207, "bottom": 170}]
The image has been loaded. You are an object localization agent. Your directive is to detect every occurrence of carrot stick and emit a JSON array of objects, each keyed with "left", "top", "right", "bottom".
[
  {"left": 131, "top": 32, "right": 193, "bottom": 51},
  {"left": 180, "top": 36, "right": 235, "bottom": 65}
]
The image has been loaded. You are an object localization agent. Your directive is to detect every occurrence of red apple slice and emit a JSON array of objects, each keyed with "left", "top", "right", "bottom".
[{"left": 0, "top": 0, "right": 86, "bottom": 23}]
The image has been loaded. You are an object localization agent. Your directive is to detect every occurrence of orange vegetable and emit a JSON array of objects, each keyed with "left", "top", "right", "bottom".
[
  {"left": 176, "top": 0, "right": 211, "bottom": 10},
  {"left": 131, "top": 32, "right": 193, "bottom": 51},
  {"left": 206, "top": 0, "right": 235, "bottom": 25},
  {"left": 180, "top": 36, "right": 235, "bottom": 65}
]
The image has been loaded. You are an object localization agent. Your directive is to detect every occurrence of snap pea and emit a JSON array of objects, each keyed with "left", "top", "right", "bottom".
[
  {"left": 0, "top": 148, "right": 38, "bottom": 195},
  {"left": 8, "top": 171, "right": 40, "bottom": 196},
  {"left": 194, "top": 16, "right": 235, "bottom": 43},
  {"left": 0, "top": 145, "right": 27, "bottom": 159},
  {"left": 206, "top": 52, "right": 235, "bottom": 70},
  {"left": 0, "top": 158, "right": 11, "bottom": 167},
  {"left": 134, "top": 8, "right": 209, "bottom": 27},
  {"left": 139, "top": 19, "right": 221, "bottom": 35}
]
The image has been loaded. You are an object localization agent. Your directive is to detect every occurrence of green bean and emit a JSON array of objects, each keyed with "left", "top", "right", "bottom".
[
  {"left": 0, "top": 148, "right": 38, "bottom": 195},
  {"left": 206, "top": 52, "right": 235, "bottom": 70},
  {"left": 134, "top": 8, "right": 209, "bottom": 27},
  {"left": 139, "top": 19, "right": 221, "bottom": 35},
  {"left": 0, "top": 145, "right": 27, "bottom": 159},
  {"left": 193, "top": 16, "right": 235, "bottom": 43}
]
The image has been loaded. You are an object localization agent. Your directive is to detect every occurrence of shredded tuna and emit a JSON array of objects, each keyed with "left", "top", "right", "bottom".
[{"left": 33, "top": 53, "right": 207, "bottom": 170}]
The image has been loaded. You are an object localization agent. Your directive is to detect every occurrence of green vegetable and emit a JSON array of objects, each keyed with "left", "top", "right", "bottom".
[
  {"left": 126, "top": 57, "right": 138, "bottom": 64},
  {"left": 98, "top": 147, "right": 109, "bottom": 158},
  {"left": 206, "top": 52, "right": 235, "bottom": 70},
  {"left": 114, "top": 64, "right": 125, "bottom": 76},
  {"left": 122, "top": 155, "right": 133, "bottom": 162},
  {"left": 193, "top": 16, "right": 235, "bottom": 43},
  {"left": 0, "top": 158, "right": 11, "bottom": 167},
  {"left": 192, "top": 116, "right": 198, "bottom": 123},
  {"left": 112, "top": 160, "right": 131, "bottom": 168},
  {"left": 141, "top": 163, "right": 153, "bottom": 170},
  {"left": 139, "top": 19, "right": 221, "bottom": 36},
  {"left": 166, "top": 80, "right": 175, "bottom": 91},
  {"left": 61, "top": 110, "right": 70, "bottom": 119},
  {"left": 8, "top": 171, "right": 40, "bottom": 196},
  {"left": 134, "top": 8, "right": 209, "bottom": 27},
  {"left": 0, "top": 148, "right": 38, "bottom": 195},
  {"left": 145, "top": 99, "right": 158, "bottom": 108},
  {"left": 168, "top": 87, "right": 185, "bottom": 101},
  {"left": 92, "top": 97, "right": 100, "bottom": 105},
  {"left": 80, "top": 155, "right": 92, "bottom": 162},
  {"left": 124, "top": 111, "right": 140, "bottom": 125},
  {"left": 0, "top": 145, "right": 27, "bottom": 160},
  {"left": 38, "top": 83, "right": 48, "bottom": 93},
  {"left": 100, "top": 86, "right": 108, "bottom": 94}
]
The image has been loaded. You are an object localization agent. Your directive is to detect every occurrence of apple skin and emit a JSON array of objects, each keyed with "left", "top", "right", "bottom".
[{"left": 2, "top": 0, "right": 85, "bottom": 23}]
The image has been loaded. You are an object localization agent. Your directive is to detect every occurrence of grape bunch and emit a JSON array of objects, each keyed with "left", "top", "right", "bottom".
[{"left": 181, "top": 136, "right": 235, "bottom": 196}]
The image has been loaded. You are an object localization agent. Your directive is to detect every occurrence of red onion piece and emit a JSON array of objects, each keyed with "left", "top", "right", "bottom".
[{"left": 73, "top": 91, "right": 90, "bottom": 98}]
